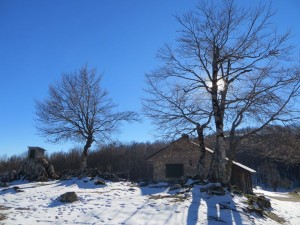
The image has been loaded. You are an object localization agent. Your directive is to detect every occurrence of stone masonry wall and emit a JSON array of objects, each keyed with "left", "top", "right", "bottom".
[{"left": 149, "top": 139, "right": 212, "bottom": 181}]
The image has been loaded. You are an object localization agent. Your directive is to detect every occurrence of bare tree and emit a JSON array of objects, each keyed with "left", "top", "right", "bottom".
[
  {"left": 35, "top": 65, "right": 138, "bottom": 170},
  {"left": 225, "top": 65, "right": 300, "bottom": 180},
  {"left": 144, "top": 0, "right": 299, "bottom": 184},
  {"left": 143, "top": 77, "right": 213, "bottom": 179}
]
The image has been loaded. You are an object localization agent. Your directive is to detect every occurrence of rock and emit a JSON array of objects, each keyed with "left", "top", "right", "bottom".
[
  {"left": 202, "top": 184, "right": 226, "bottom": 196},
  {"left": 128, "top": 188, "right": 136, "bottom": 192},
  {"left": 8, "top": 170, "right": 18, "bottom": 181},
  {"left": 169, "top": 184, "right": 181, "bottom": 191},
  {"left": 19, "top": 157, "right": 58, "bottom": 181},
  {"left": 98, "top": 172, "right": 120, "bottom": 182},
  {"left": 80, "top": 168, "right": 100, "bottom": 178},
  {"left": 256, "top": 195, "right": 271, "bottom": 209},
  {"left": 94, "top": 179, "right": 106, "bottom": 185},
  {"left": 247, "top": 205, "right": 264, "bottom": 216},
  {"left": 210, "top": 187, "right": 226, "bottom": 196},
  {"left": 0, "top": 170, "right": 19, "bottom": 182},
  {"left": 13, "top": 186, "right": 24, "bottom": 192},
  {"left": 34, "top": 163, "right": 48, "bottom": 181},
  {"left": 60, "top": 192, "right": 78, "bottom": 203},
  {"left": 0, "top": 182, "right": 9, "bottom": 187},
  {"left": 245, "top": 194, "right": 271, "bottom": 217},
  {"left": 245, "top": 194, "right": 271, "bottom": 209},
  {"left": 60, "top": 169, "right": 78, "bottom": 180},
  {"left": 60, "top": 169, "right": 121, "bottom": 182}
]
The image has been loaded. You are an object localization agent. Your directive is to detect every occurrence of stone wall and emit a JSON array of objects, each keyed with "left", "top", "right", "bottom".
[{"left": 148, "top": 138, "right": 211, "bottom": 181}]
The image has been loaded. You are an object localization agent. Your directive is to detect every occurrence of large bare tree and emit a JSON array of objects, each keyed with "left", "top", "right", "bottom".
[
  {"left": 35, "top": 65, "right": 138, "bottom": 170},
  {"left": 144, "top": 0, "right": 300, "bottom": 184}
]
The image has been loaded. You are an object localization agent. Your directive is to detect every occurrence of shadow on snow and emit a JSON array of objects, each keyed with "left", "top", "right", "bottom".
[{"left": 187, "top": 185, "right": 243, "bottom": 225}]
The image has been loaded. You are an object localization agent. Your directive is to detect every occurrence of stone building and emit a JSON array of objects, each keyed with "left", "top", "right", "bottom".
[
  {"left": 28, "top": 146, "right": 46, "bottom": 159},
  {"left": 146, "top": 135, "right": 256, "bottom": 193}
]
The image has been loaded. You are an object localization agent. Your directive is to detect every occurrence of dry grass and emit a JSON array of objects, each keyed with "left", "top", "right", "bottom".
[
  {"left": 0, "top": 208, "right": 7, "bottom": 222},
  {"left": 0, "top": 213, "right": 7, "bottom": 221},
  {"left": 0, "top": 205, "right": 10, "bottom": 221},
  {"left": 0, "top": 205, "right": 10, "bottom": 210},
  {"left": 265, "top": 211, "right": 286, "bottom": 224}
]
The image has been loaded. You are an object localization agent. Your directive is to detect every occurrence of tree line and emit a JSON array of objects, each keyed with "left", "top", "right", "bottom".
[
  {"left": 0, "top": 141, "right": 165, "bottom": 181},
  {"left": 1, "top": 125, "right": 299, "bottom": 187}
]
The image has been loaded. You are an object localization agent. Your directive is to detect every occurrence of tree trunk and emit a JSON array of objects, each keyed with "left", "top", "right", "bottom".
[
  {"left": 224, "top": 131, "right": 237, "bottom": 185},
  {"left": 196, "top": 124, "right": 208, "bottom": 180},
  {"left": 208, "top": 44, "right": 227, "bottom": 184},
  {"left": 224, "top": 159, "right": 233, "bottom": 185},
  {"left": 225, "top": 128, "right": 240, "bottom": 183},
  {"left": 208, "top": 135, "right": 227, "bottom": 183},
  {"left": 80, "top": 136, "right": 93, "bottom": 171}
]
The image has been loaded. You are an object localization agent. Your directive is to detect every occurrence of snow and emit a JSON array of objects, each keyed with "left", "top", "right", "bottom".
[
  {"left": 253, "top": 187, "right": 300, "bottom": 225},
  {"left": 0, "top": 178, "right": 299, "bottom": 225}
]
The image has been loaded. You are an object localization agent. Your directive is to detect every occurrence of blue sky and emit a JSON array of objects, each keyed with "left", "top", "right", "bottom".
[{"left": 1, "top": 0, "right": 299, "bottom": 156}]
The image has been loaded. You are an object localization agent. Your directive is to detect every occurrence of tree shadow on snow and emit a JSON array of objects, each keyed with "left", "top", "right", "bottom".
[{"left": 187, "top": 185, "right": 243, "bottom": 225}]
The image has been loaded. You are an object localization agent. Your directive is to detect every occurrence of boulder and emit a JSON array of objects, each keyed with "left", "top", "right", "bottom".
[
  {"left": 94, "top": 179, "right": 106, "bottom": 185},
  {"left": 169, "top": 184, "right": 182, "bottom": 191},
  {"left": 256, "top": 195, "right": 271, "bottom": 209},
  {"left": 60, "top": 192, "right": 78, "bottom": 203}
]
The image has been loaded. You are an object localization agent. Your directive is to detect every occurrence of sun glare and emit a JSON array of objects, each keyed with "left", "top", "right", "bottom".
[{"left": 206, "top": 77, "right": 226, "bottom": 91}]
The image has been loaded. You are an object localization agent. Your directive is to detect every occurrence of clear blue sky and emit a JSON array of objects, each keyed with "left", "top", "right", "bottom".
[{"left": 1, "top": 0, "right": 299, "bottom": 157}]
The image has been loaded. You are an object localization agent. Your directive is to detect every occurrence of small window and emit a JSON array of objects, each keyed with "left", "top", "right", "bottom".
[{"left": 166, "top": 164, "right": 184, "bottom": 178}]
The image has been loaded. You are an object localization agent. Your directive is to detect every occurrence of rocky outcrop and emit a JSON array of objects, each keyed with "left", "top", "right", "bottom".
[{"left": 19, "top": 157, "right": 58, "bottom": 181}]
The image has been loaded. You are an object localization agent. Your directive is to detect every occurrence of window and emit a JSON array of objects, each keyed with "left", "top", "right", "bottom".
[{"left": 165, "top": 164, "right": 184, "bottom": 178}]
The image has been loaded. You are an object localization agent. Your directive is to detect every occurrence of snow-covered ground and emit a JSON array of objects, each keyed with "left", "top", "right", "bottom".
[
  {"left": 0, "top": 178, "right": 299, "bottom": 225},
  {"left": 253, "top": 187, "right": 300, "bottom": 225}
]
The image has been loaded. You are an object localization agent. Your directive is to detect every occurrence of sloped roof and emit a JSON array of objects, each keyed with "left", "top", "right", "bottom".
[
  {"left": 147, "top": 137, "right": 256, "bottom": 174},
  {"left": 28, "top": 146, "right": 46, "bottom": 152},
  {"left": 146, "top": 137, "right": 190, "bottom": 160}
]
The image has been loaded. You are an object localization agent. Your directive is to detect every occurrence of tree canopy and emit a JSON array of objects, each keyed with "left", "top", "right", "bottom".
[
  {"left": 35, "top": 65, "right": 138, "bottom": 169},
  {"left": 144, "top": 0, "right": 300, "bottom": 183}
]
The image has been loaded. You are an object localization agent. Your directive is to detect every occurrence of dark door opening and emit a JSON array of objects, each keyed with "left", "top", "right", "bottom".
[
  {"left": 29, "top": 150, "right": 35, "bottom": 159},
  {"left": 166, "top": 164, "right": 184, "bottom": 178}
]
